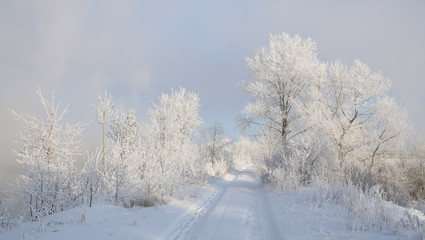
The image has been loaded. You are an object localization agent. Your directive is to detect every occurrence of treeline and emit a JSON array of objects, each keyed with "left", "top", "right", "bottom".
[{"left": 0, "top": 87, "right": 238, "bottom": 230}]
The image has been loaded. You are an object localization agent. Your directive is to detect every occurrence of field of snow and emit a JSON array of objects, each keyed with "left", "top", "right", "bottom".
[{"left": 1, "top": 164, "right": 422, "bottom": 240}]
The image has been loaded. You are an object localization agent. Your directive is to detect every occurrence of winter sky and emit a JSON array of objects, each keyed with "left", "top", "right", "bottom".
[{"left": 1, "top": 0, "right": 424, "bottom": 186}]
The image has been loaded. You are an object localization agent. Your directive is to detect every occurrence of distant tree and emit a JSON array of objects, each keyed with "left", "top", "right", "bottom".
[
  {"left": 239, "top": 33, "right": 326, "bottom": 145},
  {"left": 201, "top": 122, "right": 233, "bottom": 176},
  {"left": 202, "top": 122, "right": 233, "bottom": 164},
  {"left": 10, "top": 89, "right": 84, "bottom": 219}
]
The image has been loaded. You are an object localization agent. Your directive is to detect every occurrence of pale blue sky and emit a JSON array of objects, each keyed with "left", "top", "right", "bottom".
[{"left": 1, "top": 0, "right": 424, "bottom": 186}]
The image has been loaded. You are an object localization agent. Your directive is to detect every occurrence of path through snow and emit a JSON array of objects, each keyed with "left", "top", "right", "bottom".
[{"left": 166, "top": 165, "right": 282, "bottom": 240}]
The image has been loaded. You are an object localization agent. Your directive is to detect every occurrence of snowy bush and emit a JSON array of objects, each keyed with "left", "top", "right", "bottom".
[
  {"left": 397, "top": 210, "right": 425, "bottom": 240},
  {"left": 345, "top": 185, "right": 395, "bottom": 232},
  {"left": 404, "top": 159, "right": 425, "bottom": 202},
  {"left": 344, "top": 163, "right": 410, "bottom": 206},
  {"left": 258, "top": 132, "right": 336, "bottom": 190},
  {"left": 309, "top": 180, "right": 425, "bottom": 238}
]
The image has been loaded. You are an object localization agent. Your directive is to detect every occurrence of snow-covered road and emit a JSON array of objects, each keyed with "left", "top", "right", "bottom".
[{"left": 167, "top": 165, "right": 282, "bottom": 240}]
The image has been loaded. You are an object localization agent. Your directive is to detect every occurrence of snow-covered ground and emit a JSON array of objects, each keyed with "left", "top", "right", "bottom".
[{"left": 1, "top": 164, "right": 423, "bottom": 240}]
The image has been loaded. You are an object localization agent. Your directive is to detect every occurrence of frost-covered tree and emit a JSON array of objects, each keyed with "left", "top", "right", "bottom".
[
  {"left": 367, "top": 97, "right": 411, "bottom": 170},
  {"left": 239, "top": 33, "right": 326, "bottom": 145},
  {"left": 202, "top": 122, "right": 233, "bottom": 164},
  {"left": 255, "top": 127, "right": 335, "bottom": 189},
  {"left": 93, "top": 91, "right": 114, "bottom": 174},
  {"left": 10, "top": 90, "right": 84, "bottom": 219},
  {"left": 149, "top": 87, "right": 202, "bottom": 148},
  {"left": 105, "top": 109, "right": 139, "bottom": 205},
  {"left": 136, "top": 128, "right": 167, "bottom": 202},
  {"left": 304, "top": 55, "right": 413, "bottom": 203},
  {"left": 311, "top": 60, "right": 392, "bottom": 168},
  {"left": 81, "top": 150, "right": 102, "bottom": 207},
  {"left": 147, "top": 87, "right": 203, "bottom": 188}
]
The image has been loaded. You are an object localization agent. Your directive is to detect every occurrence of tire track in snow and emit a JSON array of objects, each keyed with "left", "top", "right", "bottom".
[
  {"left": 256, "top": 181, "right": 284, "bottom": 240},
  {"left": 164, "top": 173, "right": 237, "bottom": 240},
  {"left": 189, "top": 174, "right": 240, "bottom": 240}
]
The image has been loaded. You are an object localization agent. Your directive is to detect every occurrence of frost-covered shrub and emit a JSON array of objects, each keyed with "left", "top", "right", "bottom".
[
  {"left": 263, "top": 134, "right": 336, "bottom": 190},
  {"left": 310, "top": 180, "right": 425, "bottom": 237},
  {"left": 311, "top": 182, "right": 391, "bottom": 231},
  {"left": 344, "top": 163, "right": 410, "bottom": 206},
  {"left": 397, "top": 211, "right": 425, "bottom": 240},
  {"left": 404, "top": 159, "right": 425, "bottom": 201},
  {"left": 345, "top": 185, "right": 395, "bottom": 231},
  {"left": 251, "top": 129, "right": 282, "bottom": 176}
]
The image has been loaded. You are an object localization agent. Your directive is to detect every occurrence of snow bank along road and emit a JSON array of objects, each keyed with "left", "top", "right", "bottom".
[{"left": 165, "top": 165, "right": 282, "bottom": 240}]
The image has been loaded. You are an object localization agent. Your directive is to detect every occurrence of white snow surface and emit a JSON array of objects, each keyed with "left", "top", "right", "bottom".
[{"left": 1, "top": 164, "right": 420, "bottom": 240}]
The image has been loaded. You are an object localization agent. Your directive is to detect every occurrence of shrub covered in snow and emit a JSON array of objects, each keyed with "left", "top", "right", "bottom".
[
  {"left": 253, "top": 130, "right": 336, "bottom": 190},
  {"left": 310, "top": 181, "right": 425, "bottom": 238}
]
